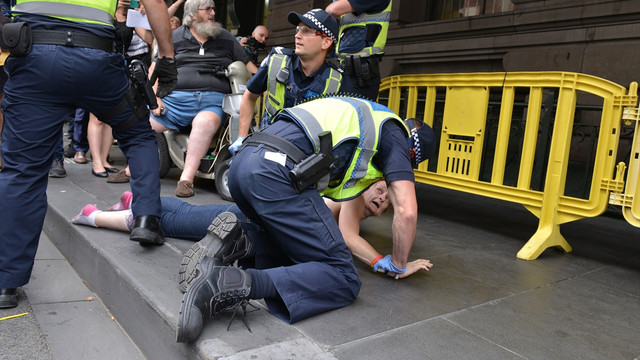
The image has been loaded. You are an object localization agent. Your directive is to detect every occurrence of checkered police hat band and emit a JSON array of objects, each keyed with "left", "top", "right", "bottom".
[
  {"left": 412, "top": 129, "right": 422, "bottom": 165},
  {"left": 303, "top": 12, "right": 336, "bottom": 42}
]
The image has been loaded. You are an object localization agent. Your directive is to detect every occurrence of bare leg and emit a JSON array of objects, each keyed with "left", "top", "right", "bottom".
[
  {"left": 180, "top": 111, "right": 221, "bottom": 183},
  {"left": 95, "top": 210, "right": 132, "bottom": 232},
  {"left": 88, "top": 114, "right": 105, "bottom": 173},
  {"left": 99, "top": 121, "right": 115, "bottom": 169},
  {"left": 89, "top": 113, "right": 116, "bottom": 172},
  {"left": 72, "top": 203, "right": 131, "bottom": 232}
]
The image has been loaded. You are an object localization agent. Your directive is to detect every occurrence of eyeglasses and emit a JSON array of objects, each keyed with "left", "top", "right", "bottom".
[
  {"left": 295, "top": 25, "right": 327, "bottom": 38},
  {"left": 197, "top": 6, "right": 215, "bottom": 13}
]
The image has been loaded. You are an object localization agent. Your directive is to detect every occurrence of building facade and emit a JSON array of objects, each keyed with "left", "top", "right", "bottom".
[{"left": 261, "top": 0, "right": 639, "bottom": 88}]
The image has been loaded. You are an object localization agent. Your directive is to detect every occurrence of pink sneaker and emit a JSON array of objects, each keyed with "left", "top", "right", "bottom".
[
  {"left": 108, "top": 191, "right": 133, "bottom": 211},
  {"left": 71, "top": 204, "right": 100, "bottom": 226}
]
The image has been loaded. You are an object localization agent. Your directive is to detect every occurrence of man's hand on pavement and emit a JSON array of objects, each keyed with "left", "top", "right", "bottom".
[
  {"left": 373, "top": 255, "right": 432, "bottom": 279},
  {"left": 396, "top": 259, "right": 433, "bottom": 279},
  {"left": 373, "top": 254, "right": 406, "bottom": 275}
]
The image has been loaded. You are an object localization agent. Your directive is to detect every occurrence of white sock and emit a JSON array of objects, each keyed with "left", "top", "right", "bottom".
[{"left": 72, "top": 205, "right": 101, "bottom": 227}]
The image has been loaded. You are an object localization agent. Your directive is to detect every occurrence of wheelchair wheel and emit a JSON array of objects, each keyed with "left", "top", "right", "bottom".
[
  {"left": 214, "top": 158, "right": 234, "bottom": 202},
  {"left": 156, "top": 133, "right": 172, "bottom": 178}
]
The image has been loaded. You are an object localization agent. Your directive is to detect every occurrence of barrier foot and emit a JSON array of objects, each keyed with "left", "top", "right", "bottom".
[
  {"left": 622, "top": 208, "right": 640, "bottom": 227},
  {"left": 516, "top": 224, "right": 573, "bottom": 260}
]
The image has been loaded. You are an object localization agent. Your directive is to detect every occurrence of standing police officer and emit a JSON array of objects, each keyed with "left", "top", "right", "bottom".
[
  {"left": 0, "top": 0, "right": 177, "bottom": 309},
  {"left": 326, "top": 0, "right": 392, "bottom": 100}
]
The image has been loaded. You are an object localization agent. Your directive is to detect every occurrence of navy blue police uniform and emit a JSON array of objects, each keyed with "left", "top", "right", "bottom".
[
  {"left": 335, "top": 0, "right": 391, "bottom": 100},
  {"left": 228, "top": 96, "right": 414, "bottom": 322},
  {"left": 0, "top": 10, "right": 163, "bottom": 290}
]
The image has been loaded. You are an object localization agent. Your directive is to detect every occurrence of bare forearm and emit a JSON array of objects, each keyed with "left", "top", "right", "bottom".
[
  {"left": 134, "top": 27, "right": 154, "bottom": 46},
  {"left": 391, "top": 208, "right": 416, "bottom": 268},
  {"left": 246, "top": 61, "right": 258, "bottom": 75},
  {"left": 388, "top": 180, "right": 418, "bottom": 269},
  {"left": 140, "top": 0, "right": 173, "bottom": 58},
  {"left": 238, "top": 91, "right": 259, "bottom": 137},
  {"left": 344, "top": 233, "right": 381, "bottom": 266},
  {"left": 167, "top": 0, "right": 185, "bottom": 17},
  {"left": 326, "top": 0, "right": 355, "bottom": 17}
]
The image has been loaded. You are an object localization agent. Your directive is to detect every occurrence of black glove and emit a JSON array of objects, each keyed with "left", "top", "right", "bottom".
[{"left": 150, "top": 57, "right": 177, "bottom": 98}]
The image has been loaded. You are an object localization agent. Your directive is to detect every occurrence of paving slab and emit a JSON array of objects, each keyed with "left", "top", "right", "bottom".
[
  {"left": 32, "top": 300, "right": 144, "bottom": 360},
  {"left": 446, "top": 276, "right": 640, "bottom": 360},
  {"left": 0, "top": 287, "right": 53, "bottom": 360}
]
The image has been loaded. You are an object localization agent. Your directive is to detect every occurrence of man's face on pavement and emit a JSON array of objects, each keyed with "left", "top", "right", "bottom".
[{"left": 362, "top": 180, "right": 391, "bottom": 218}]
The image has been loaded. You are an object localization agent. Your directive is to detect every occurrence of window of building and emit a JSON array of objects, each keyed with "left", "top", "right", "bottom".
[{"left": 425, "top": 0, "right": 515, "bottom": 20}]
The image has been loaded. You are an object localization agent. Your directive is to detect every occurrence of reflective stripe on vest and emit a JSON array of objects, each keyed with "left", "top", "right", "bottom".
[
  {"left": 264, "top": 54, "right": 343, "bottom": 126},
  {"left": 14, "top": 0, "right": 115, "bottom": 26},
  {"left": 336, "top": 0, "right": 391, "bottom": 57},
  {"left": 265, "top": 53, "right": 288, "bottom": 120},
  {"left": 282, "top": 96, "right": 408, "bottom": 200},
  {"left": 324, "top": 68, "right": 342, "bottom": 94}
]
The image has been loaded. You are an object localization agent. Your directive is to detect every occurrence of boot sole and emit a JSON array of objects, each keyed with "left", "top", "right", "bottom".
[{"left": 178, "top": 212, "right": 241, "bottom": 293}]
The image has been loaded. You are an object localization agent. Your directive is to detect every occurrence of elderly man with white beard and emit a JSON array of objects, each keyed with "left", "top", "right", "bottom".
[{"left": 145, "top": 0, "right": 257, "bottom": 197}]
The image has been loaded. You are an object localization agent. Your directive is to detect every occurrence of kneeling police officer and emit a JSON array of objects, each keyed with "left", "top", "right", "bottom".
[{"left": 176, "top": 95, "right": 435, "bottom": 342}]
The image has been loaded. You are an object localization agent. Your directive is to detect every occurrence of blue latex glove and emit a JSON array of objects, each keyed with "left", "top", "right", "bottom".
[
  {"left": 373, "top": 254, "right": 407, "bottom": 274},
  {"left": 229, "top": 136, "right": 246, "bottom": 155}
]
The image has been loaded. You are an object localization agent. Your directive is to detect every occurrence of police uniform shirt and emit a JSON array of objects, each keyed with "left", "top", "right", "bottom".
[
  {"left": 246, "top": 53, "right": 334, "bottom": 104},
  {"left": 337, "top": 0, "right": 391, "bottom": 54},
  {"left": 171, "top": 25, "right": 249, "bottom": 92},
  {"left": 347, "top": 0, "right": 390, "bottom": 16}
]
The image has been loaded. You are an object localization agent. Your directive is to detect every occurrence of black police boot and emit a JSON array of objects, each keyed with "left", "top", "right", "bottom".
[
  {"left": 0, "top": 288, "right": 18, "bottom": 309},
  {"left": 176, "top": 256, "right": 252, "bottom": 343},
  {"left": 130, "top": 215, "right": 165, "bottom": 246},
  {"left": 178, "top": 212, "right": 253, "bottom": 293}
]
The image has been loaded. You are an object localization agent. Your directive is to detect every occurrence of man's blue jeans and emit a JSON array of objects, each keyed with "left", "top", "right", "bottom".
[{"left": 159, "top": 198, "right": 252, "bottom": 240}]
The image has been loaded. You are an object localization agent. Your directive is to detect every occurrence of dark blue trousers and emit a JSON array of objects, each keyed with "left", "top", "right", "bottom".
[
  {"left": 228, "top": 144, "right": 361, "bottom": 323},
  {"left": 72, "top": 108, "right": 89, "bottom": 153},
  {"left": 0, "top": 44, "right": 161, "bottom": 288}
]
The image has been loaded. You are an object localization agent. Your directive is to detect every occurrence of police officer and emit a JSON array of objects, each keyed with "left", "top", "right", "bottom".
[
  {"left": 0, "top": 0, "right": 177, "bottom": 309},
  {"left": 176, "top": 95, "right": 435, "bottom": 343},
  {"left": 229, "top": 9, "right": 343, "bottom": 154},
  {"left": 326, "top": 0, "right": 392, "bottom": 100}
]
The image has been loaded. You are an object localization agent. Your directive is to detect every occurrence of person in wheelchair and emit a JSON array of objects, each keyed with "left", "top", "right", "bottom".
[{"left": 148, "top": 0, "right": 255, "bottom": 197}]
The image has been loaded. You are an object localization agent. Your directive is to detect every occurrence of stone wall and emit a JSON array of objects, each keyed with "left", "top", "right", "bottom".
[{"left": 264, "top": 0, "right": 640, "bottom": 87}]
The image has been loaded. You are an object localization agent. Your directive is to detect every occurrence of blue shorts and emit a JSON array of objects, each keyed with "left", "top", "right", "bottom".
[{"left": 151, "top": 90, "right": 225, "bottom": 130}]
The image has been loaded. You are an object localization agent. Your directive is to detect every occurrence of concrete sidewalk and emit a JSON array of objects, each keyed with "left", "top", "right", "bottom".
[
  {"left": 2, "top": 153, "right": 640, "bottom": 359},
  {"left": 0, "top": 232, "right": 143, "bottom": 360}
]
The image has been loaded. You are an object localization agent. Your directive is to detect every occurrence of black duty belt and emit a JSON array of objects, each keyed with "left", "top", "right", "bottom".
[
  {"left": 240, "top": 132, "right": 307, "bottom": 164},
  {"left": 32, "top": 30, "right": 114, "bottom": 52}
]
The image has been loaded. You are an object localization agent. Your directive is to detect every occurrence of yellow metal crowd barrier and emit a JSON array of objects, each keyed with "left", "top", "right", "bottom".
[{"left": 378, "top": 72, "right": 640, "bottom": 260}]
